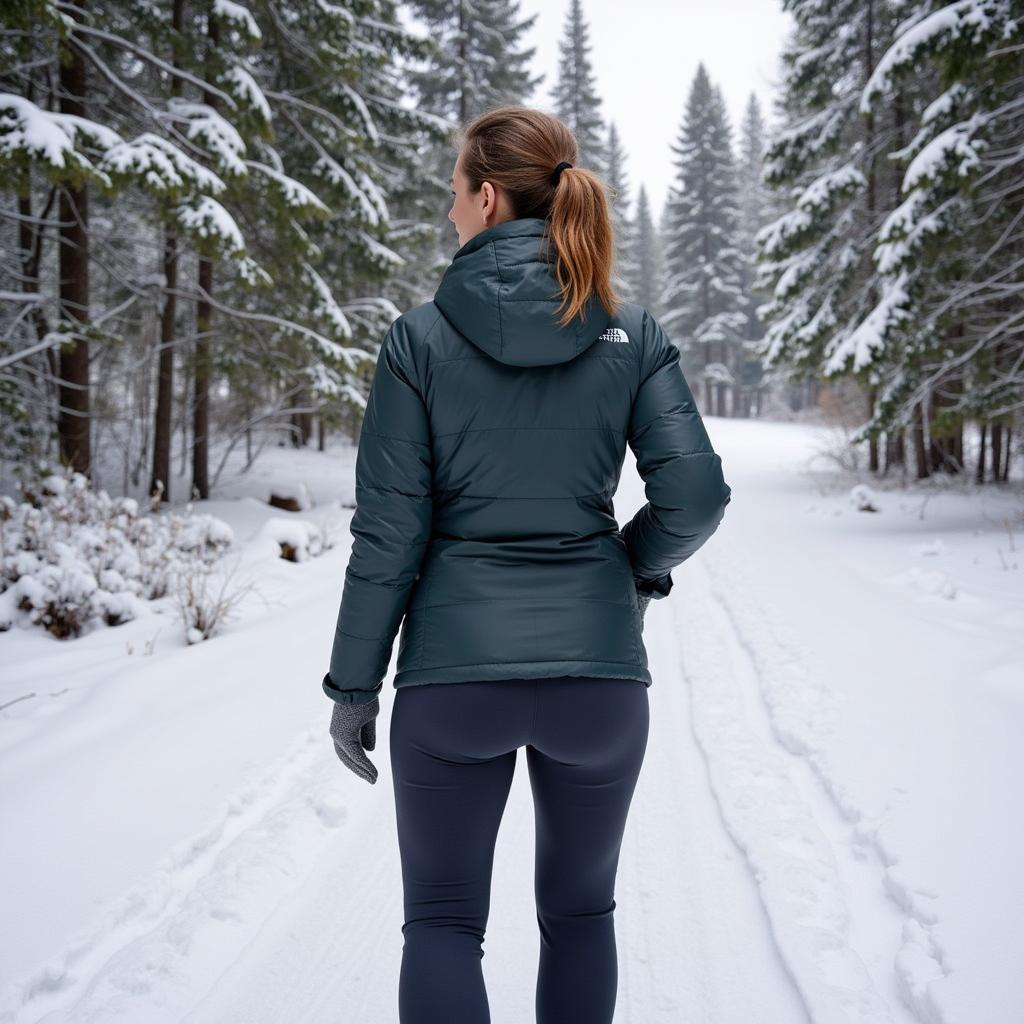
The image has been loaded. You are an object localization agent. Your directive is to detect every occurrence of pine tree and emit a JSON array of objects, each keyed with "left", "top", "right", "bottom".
[
  {"left": 735, "top": 92, "right": 772, "bottom": 418},
  {"left": 0, "top": 1, "right": 261, "bottom": 481},
  {"left": 847, "top": 0, "right": 1023, "bottom": 481},
  {"left": 405, "top": 0, "right": 544, "bottom": 282},
  {"left": 737, "top": 93, "right": 772, "bottom": 284},
  {"left": 755, "top": 0, "right": 901, "bottom": 463},
  {"left": 408, "top": 0, "right": 543, "bottom": 125},
  {"left": 661, "top": 64, "right": 747, "bottom": 416},
  {"left": 202, "top": 0, "right": 444, "bottom": 473},
  {"left": 0, "top": 0, "right": 446, "bottom": 492},
  {"left": 604, "top": 122, "right": 637, "bottom": 300},
  {"left": 550, "top": 0, "right": 606, "bottom": 176},
  {"left": 625, "top": 184, "right": 663, "bottom": 314}
]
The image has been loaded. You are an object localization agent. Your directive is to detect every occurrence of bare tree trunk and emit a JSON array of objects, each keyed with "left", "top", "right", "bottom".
[
  {"left": 152, "top": 228, "right": 177, "bottom": 501},
  {"left": 57, "top": 11, "right": 91, "bottom": 476},
  {"left": 976, "top": 422, "right": 987, "bottom": 483},
  {"left": 867, "top": 385, "right": 878, "bottom": 472},
  {"left": 862, "top": 0, "right": 880, "bottom": 481},
  {"left": 194, "top": 255, "right": 212, "bottom": 499},
  {"left": 18, "top": 189, "right": 53, "bottom": 345},
  {"left": 991, "top": 420, "right": 1003, "bottom": 485},
  {"left": 927, "top": 383, "right": 941, "bottom": 473},
  {"left": 927, "top": 373, "right": 962, "bottom": 474},
  {"left": 713, "top": 349, "right": 726, "bottom": 417},
  {"left": 151, "top": 0, "right": 184, "bottom": 504},
  {"left": 178, "top": 365, "right": 191, "bottom": 480},
  {"left": 912, "top": 399, "right": 928, "bottom": 479},
  {"left": 192, "top": 10, "right": 219, "bottom": 501}
]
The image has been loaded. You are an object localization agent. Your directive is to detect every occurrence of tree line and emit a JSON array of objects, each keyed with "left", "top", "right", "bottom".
[{"left": 2, "top": 0, "right": 1020, "bottom": 501}]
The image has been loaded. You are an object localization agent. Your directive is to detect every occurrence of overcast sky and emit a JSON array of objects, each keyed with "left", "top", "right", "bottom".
[
  {"left": 516, "top": 0, "right": 794, "bottom": 222},
  {"left": 482, "top": 0, "right": 794, "bottom": 225}
]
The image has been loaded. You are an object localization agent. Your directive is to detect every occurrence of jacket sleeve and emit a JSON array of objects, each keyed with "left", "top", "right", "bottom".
[
  {"left": 618, "top": 310, "right": 731, "bottom": 597},
  {"left": 322, "top": 318, "right": 433, "bottom": 705}
]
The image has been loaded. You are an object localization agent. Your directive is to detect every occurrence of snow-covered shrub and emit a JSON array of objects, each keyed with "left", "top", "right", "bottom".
[
  {"left": 268, "top": 481, "right": 312, "bottom": 512},
  {"left": 849, "top": 483, "right": 880, "bottom": 512},
  {"left": 260, "top": 516, "right": 323, "bottom": 562},
  {"left": 171, "top": 553, "right": 254, "bottom": 645},
  {"left": 0, "top": 465, "right": 233, "bottom": 638}
]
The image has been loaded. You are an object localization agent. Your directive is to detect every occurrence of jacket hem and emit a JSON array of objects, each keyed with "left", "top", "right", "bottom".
[{"left": 393, "top": 660, "right": 652, "bottom": 688}]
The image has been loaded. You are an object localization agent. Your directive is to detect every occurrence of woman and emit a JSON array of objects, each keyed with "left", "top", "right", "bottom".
[{"left": 323, "top": 104, "right": 731, "bottom": 1023}]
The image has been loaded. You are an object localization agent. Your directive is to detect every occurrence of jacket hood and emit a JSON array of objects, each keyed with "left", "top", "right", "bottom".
[{"left": 433, "top": 217, "right": 612, "bottom": 367}]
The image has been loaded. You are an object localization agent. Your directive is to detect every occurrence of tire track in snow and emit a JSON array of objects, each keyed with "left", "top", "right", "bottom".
[
  {"left": 183, "top": 811, "right": 399, "bottom": 1024},
  {"left": 697, "top": 550, "right": 952, "bottom": 1024},
  {"left": 616, "top": 597, "right": 810, "bottom": 1024},
  {"left": 675, "top": 552, "right": 933, "bottom": 1024},
  {"left": 0, "top": 726, "right": 379, "bottom": 1024}
]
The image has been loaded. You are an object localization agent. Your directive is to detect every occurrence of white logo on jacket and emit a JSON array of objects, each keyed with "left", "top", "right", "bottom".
[{"left": 598, "top": 327, "right": 630, "bottom": 344}]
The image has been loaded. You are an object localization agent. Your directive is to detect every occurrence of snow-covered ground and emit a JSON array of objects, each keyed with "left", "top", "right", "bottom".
[{"left": 1, "top": 418, "right": 1021, "bottom": 1024}]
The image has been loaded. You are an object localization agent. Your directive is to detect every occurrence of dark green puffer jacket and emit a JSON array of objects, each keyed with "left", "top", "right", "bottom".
[{"left": 323, "top": 217, "right": 731, "bottom": 705}]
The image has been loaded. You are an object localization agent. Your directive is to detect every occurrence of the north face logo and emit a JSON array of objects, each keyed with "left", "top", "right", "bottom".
[{"left": 599, "top": 327, "right": 629, "bottom": 344}]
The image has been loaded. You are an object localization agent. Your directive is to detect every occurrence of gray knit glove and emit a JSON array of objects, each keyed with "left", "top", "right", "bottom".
[
  {"left": 634, "top": 572, "right": 672, "bottom": 629},
  {"left": 329, "top": 698, "right": 379, "bottom": 785},
  {"left": 635, "top": 586, "right": 653, "bottom": 626}
]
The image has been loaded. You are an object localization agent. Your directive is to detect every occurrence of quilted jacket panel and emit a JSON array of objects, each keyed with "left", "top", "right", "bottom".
[{"left": 323, "top": 217, "right": 732, "bottom": 703}]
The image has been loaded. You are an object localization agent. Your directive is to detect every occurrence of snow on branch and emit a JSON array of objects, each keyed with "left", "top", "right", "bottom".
[
  {"left": 763, "top": 107, "right": 846, "bottom": 181},
  {"left": 246, "top": 161, "right": 330, "bottom": 214},
  {"left": 798, "top": 164, "right": 868, "bottom": 214},
  {"left": 358, "top": 229, "right": 405, "bottom": 269},
  {"left": 102, "top": 132, "right": 227, "bottom": 195},
  {"left": 861, "top": 0, "right": 1012, "bottom": 113},
  {"left": 755, "top": 166, "right": 864, "bottom": 260},
  {"left": 176, "top": 195, "right": 245, "bottom": 254},
  {"left": 220, "top": 65, "right": 272, "bottom": 126},
  {"left": 303, "top": 263, "right": 353, "bottom": 339},
  {"left": 213, "top": 0, "right": 263, "bottom": 42},
  {"left": 339, "top": 84, "right": 379, "bottom": 145},
  {"left": 312, "top": 154, "right": 381, "bottom": 224},
  {"left": 824, "top": 270, "right": 912, "bottom": 375},
  {"left": 57, "top": 17, "right": 238, "bottom": 110},
  {"left": 903, "top": 114, "right": 989, "bottom": 192},
  {"left": 168, "top": 98, "right": 248, "bottom": 178},
  {"left": 0, "top": 93, "right": 120, "bottom": 184}
]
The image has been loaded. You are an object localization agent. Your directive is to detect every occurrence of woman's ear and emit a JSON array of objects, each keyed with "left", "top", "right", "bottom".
[{"left": 480, "top": 180, "right": 496, "bottom": 219}]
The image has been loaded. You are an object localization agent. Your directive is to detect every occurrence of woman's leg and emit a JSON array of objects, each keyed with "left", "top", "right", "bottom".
[
  {"left": 390, "top": 680, "right": 531, "bottom": 1024},
  {"left": 526, "top": 677, "right": 650, "bottom": 1024}
]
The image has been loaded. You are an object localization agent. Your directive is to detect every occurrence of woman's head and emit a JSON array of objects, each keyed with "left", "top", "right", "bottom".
[{"left": 448, "top": 104, "right": 620, "bottom": 327}]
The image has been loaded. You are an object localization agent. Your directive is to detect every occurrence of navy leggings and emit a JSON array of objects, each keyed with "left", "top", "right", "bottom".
[{"left": 389, "top": 675, "right": 650, "bottom": 1023}]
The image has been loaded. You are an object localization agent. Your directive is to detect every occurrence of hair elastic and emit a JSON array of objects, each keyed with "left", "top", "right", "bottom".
[{"left": 550, "top": 161, "right": 573, "bottom": 186}]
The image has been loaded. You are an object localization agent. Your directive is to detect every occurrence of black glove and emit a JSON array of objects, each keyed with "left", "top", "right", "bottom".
[{"left": 329, "top": 698, "right": 379, "bottom": 785}]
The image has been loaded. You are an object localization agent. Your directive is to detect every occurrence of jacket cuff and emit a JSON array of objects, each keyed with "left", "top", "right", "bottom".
[
  {"left": 634, "top": 572, "right": 674, "bottom": 600},
  {"left": 322, "top": 673, "right": 384, "bottom": 705}
]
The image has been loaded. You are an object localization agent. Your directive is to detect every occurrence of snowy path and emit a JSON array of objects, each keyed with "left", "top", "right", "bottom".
[
  {"left": 614, "top": 589, "right": 807, "bottom": 1024},
  {"left": 2, "top": 422, "right": 1020, "bottom": 1021},
  {"left": 678, "top": 553, "right": 932, "bottom": 1024},
  {"left": 3, "top": 556, "right": 819, "bottom": 1024},
  {"left": 3, "top": 559, "right": 916, "bottom": 1024},
  {"left": 3, "top": 726, "right": 397, "bottom": 1023}
]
